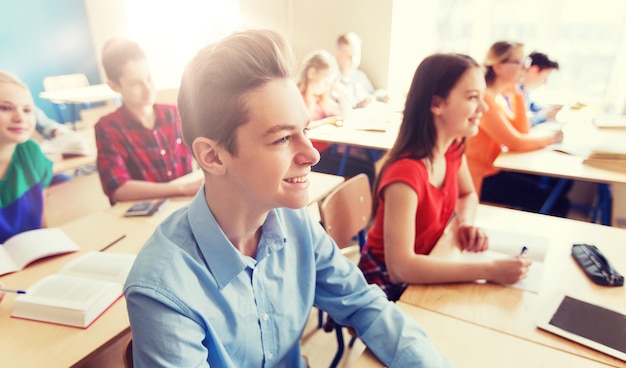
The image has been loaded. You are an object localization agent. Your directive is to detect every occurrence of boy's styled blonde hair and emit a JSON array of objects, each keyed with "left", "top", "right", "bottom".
[{"left": 178, "top": 29, "right": 294, "bottom": 155}]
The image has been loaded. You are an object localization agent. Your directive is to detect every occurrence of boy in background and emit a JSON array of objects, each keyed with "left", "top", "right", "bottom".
[
  {"left": 95, "top": 38, "right": 202, "bottom": 203},
  {"left": 335, "top": 32, "right": 388, "bottom": 108},
  {"left": 521, "top": 51, "right": 562, "bottom": 126},
  {"left": 124, "top": 29, "right": 455, "bottom": 367}
]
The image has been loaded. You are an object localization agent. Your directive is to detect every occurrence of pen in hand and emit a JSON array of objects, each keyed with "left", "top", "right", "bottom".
[
  {"left": 519, "top": 246, "right": 528, "bottom": 257},
  {"left": 0, "top": 288, "right": 27, "bottom": 294}
]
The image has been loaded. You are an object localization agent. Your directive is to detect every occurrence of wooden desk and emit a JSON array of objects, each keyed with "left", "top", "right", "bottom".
[
  {"left": 39, "top": 84, "right": 120, "bottom": 105},
  {"left": 0, "top": 212, "right": 138, "bottom": 368},
  {"left": 493, "top": 147, "right": 626, "bottom": 185},
  {"left": 44, "top": 172, "right": 110, "bottom": 227},
  {"left": 47, "top": 124, "right": 97, "bottom": 175},
  {"left": 39, "top": 84, "right": 120, "bottom": 126},
  {"left": 494, "top": 110, "right": 626, "bottom": 226},
  {"left": 354, "top": 302, "right": 617, "bottom": 368},
  {"left": 494, "top": 109, "right": 626, "bottom": 184},
  {"left": 399, "top": 205, "right": 626, "bottom": 366},
  {"left": 307, "top": 105, "right": 401, "bottom": 151},
  {"left": 0, "top": 171, "right": 344, "bottom": 367}
]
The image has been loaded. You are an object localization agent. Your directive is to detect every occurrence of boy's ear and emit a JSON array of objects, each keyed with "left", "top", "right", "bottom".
[
  {"left": 193, "top": 137, "right": 226, "bottom": 175},
  {"left": 431, "top": 95, "right": 444, "bottom": 115},
  {"left": 107, "top": 79, "right": 121, "bottom": 93}
]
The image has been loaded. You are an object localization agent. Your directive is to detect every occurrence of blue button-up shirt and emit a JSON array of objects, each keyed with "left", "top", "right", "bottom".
[{"left": 124, "top": 190, "right": 455, "bottom": 367}]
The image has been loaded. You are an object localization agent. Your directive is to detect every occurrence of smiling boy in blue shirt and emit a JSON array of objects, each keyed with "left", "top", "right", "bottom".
[{"left": 124, "top": 29, "right": 455, "bottom": 367}]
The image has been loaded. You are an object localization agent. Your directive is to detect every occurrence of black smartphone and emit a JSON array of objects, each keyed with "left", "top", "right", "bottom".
[{"left": 123, "top": 198, "right": 169, "bottom": 217}]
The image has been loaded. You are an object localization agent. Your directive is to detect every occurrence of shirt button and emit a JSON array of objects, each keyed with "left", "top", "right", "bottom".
[
  {"left": 167, "top": 170, "right": 172, "bottom": 176},
  {"left": 262, "top": 313, "right": 269, "bottom": 321},
  {"left": 160, "top": 149, "right": 166, "bottom": 155},
  {"left": 176, "top": 138, "right": 182, "bottom": 144},
  {"left": 267, "top": 352, "right": 274, "bottom": 360}
]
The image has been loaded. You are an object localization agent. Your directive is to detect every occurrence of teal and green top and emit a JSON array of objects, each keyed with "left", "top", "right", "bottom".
[{"left": 0, "top": 140, "right": 53, "bottom": 243}]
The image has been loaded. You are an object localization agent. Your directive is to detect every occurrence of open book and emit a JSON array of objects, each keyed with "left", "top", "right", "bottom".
[
  {"left": 0, "top": 228, "right": 80, "bottom": 276},
  {"left": 12, "top": 251, "right": 136, "bottom": 328},
  {"left": 457, "top": 228, "right": 549, "bottom": 293}
]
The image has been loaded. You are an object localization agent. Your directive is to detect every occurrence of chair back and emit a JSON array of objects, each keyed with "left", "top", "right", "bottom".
[
  {"left": 43, "top": 73, "right": 89, "bottom": 92},
  {"left": 319, "top": 173, "right": 372, "bottom": 249}
]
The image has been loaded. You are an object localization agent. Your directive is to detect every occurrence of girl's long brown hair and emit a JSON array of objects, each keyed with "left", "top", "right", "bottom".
[{"left": 372, "top": 53, "right": 479, "bottom": 214}]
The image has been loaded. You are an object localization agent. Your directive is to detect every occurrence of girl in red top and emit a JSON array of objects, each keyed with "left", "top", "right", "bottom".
[{"left": 359, "top": 53, "right": 530, "bottom": 300}]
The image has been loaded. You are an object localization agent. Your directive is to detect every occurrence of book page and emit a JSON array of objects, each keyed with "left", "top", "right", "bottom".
[
  {"left": 0, "top": 246, "right": 19, "bottom": 275},
  {"left": 458, "top": 228, "right": 549, "bottom": 293},
  {"left": 12, "top": 274, "right": 122, "bottom": 328},
  {"left": 58, "top": 251, "right": 136, "bottom": 284},
  {"left": 17, "top": 274, "right": 118, "bottom": 310},
  {"left": 1, "top": 228, "right": 80, "bottom": 275}
]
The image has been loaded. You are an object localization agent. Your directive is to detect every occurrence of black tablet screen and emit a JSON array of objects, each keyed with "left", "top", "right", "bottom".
[{"left": 549, "top": 296, "right": 626, "bottom": 353}]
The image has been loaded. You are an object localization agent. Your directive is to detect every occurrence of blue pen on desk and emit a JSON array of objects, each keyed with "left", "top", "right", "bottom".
[
  {"left": 519, "top": 246, "right": 528, "bottom": 257},
  {"left": 0, "top": 288, "right": 26, "bottom": 294}
]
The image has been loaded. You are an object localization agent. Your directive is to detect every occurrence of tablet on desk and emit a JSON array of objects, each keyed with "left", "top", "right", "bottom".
[
  {"left": 123, "top": 199, "right": 169, "bottom": 217},
  {"left": 536, "top": 294, "right": 626, "bottom": 361}
]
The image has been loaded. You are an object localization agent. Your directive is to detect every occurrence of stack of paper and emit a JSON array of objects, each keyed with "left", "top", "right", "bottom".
[
  {"left": 592, "top": 116, "right": 626, "bottom": 130},
  {"left": 583, "top": 144, "right": 626, "bottom": 173}
]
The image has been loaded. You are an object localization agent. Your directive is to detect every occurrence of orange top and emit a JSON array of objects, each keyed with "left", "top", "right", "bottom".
[{"left": 466, "top": 88, "right": 529, "bottom": 194}]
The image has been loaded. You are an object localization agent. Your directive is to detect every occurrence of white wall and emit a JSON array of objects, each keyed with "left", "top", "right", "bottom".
[
  {"left": 84, "top": 0, "right": 242, "bottom": 89},
  {"left": 84, "top": 0, "right": 128, "bottom": 83},
  {"left": 289, "top": 0, "right": 393, "bottom": 91},
  {"left": 85, "top": 0, "right": 396, "bottom": 93}
]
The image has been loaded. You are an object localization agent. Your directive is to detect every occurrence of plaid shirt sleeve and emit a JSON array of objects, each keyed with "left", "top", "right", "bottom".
[{"left": 95, "top": 105, "right": 193, "bottom": 200}]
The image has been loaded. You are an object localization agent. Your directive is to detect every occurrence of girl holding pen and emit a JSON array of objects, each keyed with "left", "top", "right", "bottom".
[{"left": 358, "top": 53, "right": 531, "bottom": 301}]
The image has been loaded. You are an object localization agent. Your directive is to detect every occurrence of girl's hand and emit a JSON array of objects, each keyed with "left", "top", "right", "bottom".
[
  {"left": 457, "top": 225, "right": 488, "bottom": 252},
  {"left": 488, "top": 256, "right": 532, "bottom": 284}
]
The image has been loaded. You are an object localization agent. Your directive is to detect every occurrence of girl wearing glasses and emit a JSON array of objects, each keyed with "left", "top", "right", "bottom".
[{"left": 465, "top": 41, "right": 568, "bottom": 217}]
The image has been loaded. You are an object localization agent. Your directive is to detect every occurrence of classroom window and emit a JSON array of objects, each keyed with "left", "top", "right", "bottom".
[
  {"left": 391, "top": 0, "right": 626, "bottom": 111},
  {"left": 123, "top": 0, "right": 241, "bottom": 88}
]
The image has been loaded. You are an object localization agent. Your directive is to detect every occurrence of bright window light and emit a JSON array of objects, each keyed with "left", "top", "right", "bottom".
[{"left": 124, "top": 0, "right": 241, "bottom": 88}]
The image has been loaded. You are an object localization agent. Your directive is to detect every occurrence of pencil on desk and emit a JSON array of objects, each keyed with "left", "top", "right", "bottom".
[{"left": 100, "top": 234, "right": 127, "bottom": 252}]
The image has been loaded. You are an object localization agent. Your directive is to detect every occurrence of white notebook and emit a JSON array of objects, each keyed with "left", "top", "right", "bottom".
[{"left": 457, "top": 228, "right": 549, "bottom": 293}]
